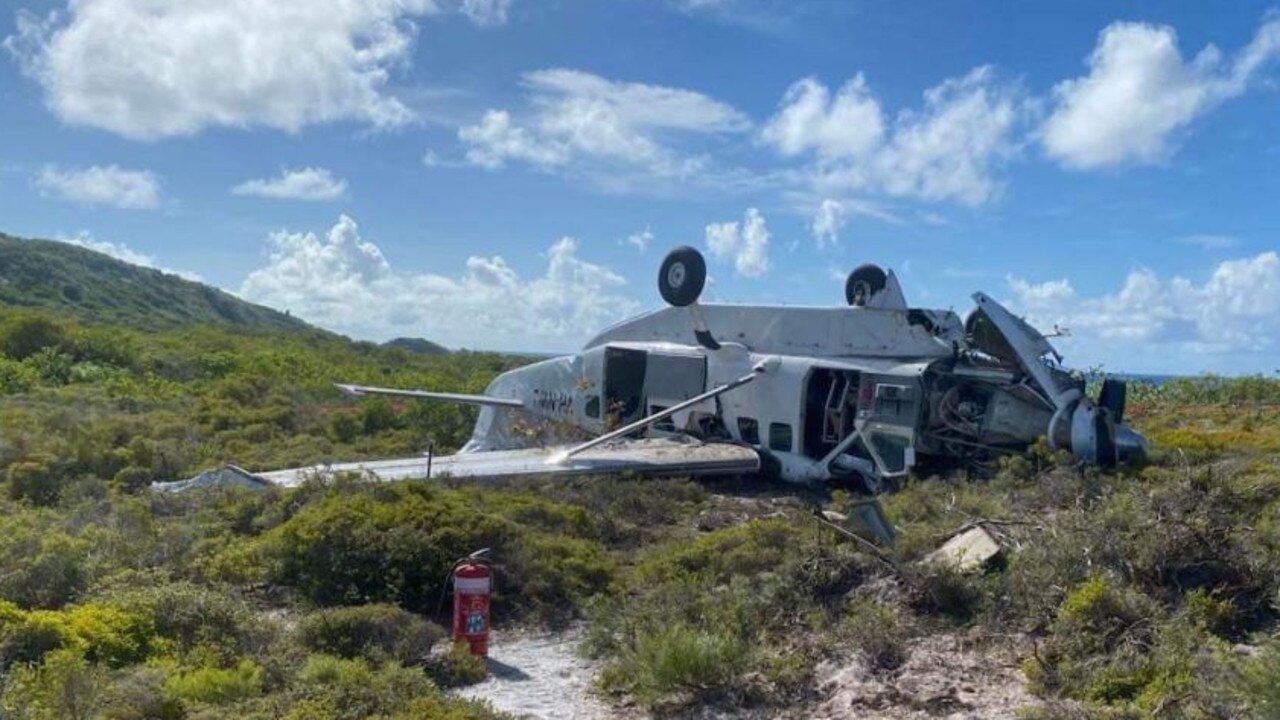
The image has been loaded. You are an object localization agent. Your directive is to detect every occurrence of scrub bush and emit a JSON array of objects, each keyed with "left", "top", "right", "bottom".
[
  {"left": 424, "top": 640, "right": 489, "bottom": 688},
  {"left": 0, "top": 648, "right": 105, "bottom": 720},
  {"left": 843, "top": 598, "right": 912, "bottom": 672},
  {"left": 261, "top": 483, "right": 614, "bottom": 620},
  {"left": 164, "top": 659, "right": 264, "bottom": 705},
  {"left": 299, "top": 604, "right": 445, "bottom": 665}
]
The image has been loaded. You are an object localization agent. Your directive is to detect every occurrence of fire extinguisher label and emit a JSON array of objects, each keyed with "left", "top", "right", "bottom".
[{"left": 466, "top": 612, "right": 486, "bottom": 634}]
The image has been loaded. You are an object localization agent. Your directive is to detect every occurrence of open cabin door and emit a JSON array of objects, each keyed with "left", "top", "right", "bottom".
[{"left": 603, "top": 347, "right": 648, "bottom": 427}]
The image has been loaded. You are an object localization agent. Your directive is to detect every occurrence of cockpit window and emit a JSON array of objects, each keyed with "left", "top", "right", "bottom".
[
  {"left": 737, "top": 417, "right": 760, "bottom": 445},
  {"left": 868, "top": 431, "right": 910, "bottom": 474}
]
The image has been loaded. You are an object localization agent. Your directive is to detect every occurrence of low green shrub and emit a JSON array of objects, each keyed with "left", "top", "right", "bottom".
[
  {"left": 261, "top": 483, "right": 613, "bottom": 620},
  {"left": 605, "top": 622, "right": 749, "bottom": 704},
  {"left": 843, "top": 598, "right": 912, "bottom": 672},
  {"left": 1236, "top": 643, "right": 1280, "bottom": 716},
  {"left": 0, "top": 603, "right": 156, "bottom": 669},
  {"left": 96, "top": 581, "right": 266, "bottom": 660},
  {"left": 164, "top": 659, "right": 264, "bottom": 705},
  {"left": 6, "top": 456, "right": 64, "bottom": 506},
  {"left": 424, "top": 640, "right": 489, "bottom": 688},
  {"left": 291, "top": 654, "right": 440, "bottom": 718},
  {"left": 1025, "top": 575, "right": 1166, "bottom": 703},
  {"left": 299, "top": 604, "right": 444, "bottom": 665},
  {"left": 0, "top": 648, "right": 105, "bottom": 720},
  {"left": 98, "top": 666, "right": 185, "bottom": 720}
]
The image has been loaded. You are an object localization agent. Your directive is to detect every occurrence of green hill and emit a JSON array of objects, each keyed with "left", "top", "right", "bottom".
[
  {"left": 384, "top": 337, "right": 450, "bottom": 355},
  {"left": 0, "top": 232, "right": 314, "bottom": 333}
]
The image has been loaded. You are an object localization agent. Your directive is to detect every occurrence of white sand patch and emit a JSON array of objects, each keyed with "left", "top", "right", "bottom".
[{"left": 454, "top": 627, "right": 619, "bottom": 720}]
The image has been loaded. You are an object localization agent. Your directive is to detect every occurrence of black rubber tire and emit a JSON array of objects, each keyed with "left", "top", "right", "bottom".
[
  {"left": 658, "top": 246, "right": 707, "bottom": 307},
  {"left": 845, "top": 264, "right": 888, "bottom": 306},
  {"left": 1098, "top": 378, "right": 1127, "bottom": 426}
]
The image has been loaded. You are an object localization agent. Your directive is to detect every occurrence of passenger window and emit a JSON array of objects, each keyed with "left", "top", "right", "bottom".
[
  {"left": 768, "top": 422, "right": 792, "bottom": 452},
  {"left": 585, "top": 396, "right": 600, "bottom": 419},
  {"left": 737, "top": 417, "right": 760, "bottom": 445}
]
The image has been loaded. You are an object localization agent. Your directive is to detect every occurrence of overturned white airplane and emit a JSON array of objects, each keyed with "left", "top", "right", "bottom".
[{"left": 159, "top": 247, "right": 1145, "bottom": 493}]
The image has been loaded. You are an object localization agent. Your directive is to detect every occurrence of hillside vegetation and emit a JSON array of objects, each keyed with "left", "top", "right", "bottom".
[
  {"left": 2, "top": 294, "right": 1280, "bottom": 718},
  {"left": 0, "top": 233, "right": 313, "bottom": 334}
]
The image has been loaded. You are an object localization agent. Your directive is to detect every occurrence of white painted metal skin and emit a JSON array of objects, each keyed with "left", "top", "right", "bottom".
[{"left": 156, "top": 253, "right": 1147, "bottom": 492}]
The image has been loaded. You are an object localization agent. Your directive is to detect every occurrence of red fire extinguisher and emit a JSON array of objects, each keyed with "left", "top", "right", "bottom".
[{"left": 451, "top": 548, "right": 492, "bottom": 657}]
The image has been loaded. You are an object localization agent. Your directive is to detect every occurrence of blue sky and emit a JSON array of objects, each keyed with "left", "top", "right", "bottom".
[{"left": 1, "top": 0, "right": 1278, "bottom": 374}]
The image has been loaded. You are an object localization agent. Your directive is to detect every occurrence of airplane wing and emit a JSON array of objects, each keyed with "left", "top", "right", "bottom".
[
  {"left": 335, "top": 383, "right": 524, "bottom": 408},
  {"left": 153, "top": 437, "right": 761, "bottom": 491}
]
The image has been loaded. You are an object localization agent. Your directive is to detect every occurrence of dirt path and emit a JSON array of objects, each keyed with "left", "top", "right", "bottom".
[{"left": 454, "top": 627, "right": 620, "bottom": 720}]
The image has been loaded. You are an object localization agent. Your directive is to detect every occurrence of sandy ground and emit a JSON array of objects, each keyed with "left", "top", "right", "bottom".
[
  {"left": 454, "top": 627, "right": 620, "bottom": 720},
  {"left": 810, "top": 632, "right": 1037, "bottom": 720},
  {"left": 453, "top": 627, "right": 1035, "bottom": 720}
]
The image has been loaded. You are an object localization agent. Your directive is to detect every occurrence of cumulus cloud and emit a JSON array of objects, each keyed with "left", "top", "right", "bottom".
[
  {"left": 761, "top": 75, "right": 884, "bottom": 161},
  {"left": 232, "top": 168, "right": 348, "bottom": 201},
  {"left": 459, "top": 110, "right": 570, "bottom": 169},
  {"left": 1005, "top": 252, "right": 1280, "bottom": 372},
  {"left": 238, "top": 215, "right": 641, "bottom": 351},
  {"left": 3, "top": 0, "right": 440, "bottom": 139},
  {"left": 458, "top": 69, "right": 750, "bottom": 178},
  {"left": 763, "top": 67, "right": 1023, "bottom": 206},
  {"left": 36, "top": 165, "right": 161, "bottom": 209},
  {"left": 55, "top": 231, "right": 201, "bottom": 280},
  {"left": 1042, "top": 17, "right": 1280, "bottom": 169},
  {"left": 811, "top": 199, "right": 845, "bottom": 248},
  {"left": 705, "top": 208, "right": 770, "bottom": 277}
]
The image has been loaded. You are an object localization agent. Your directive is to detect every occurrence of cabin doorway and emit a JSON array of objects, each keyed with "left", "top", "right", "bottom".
[{"left": 603, "top": 347, "right": 647, "bottom": 428}]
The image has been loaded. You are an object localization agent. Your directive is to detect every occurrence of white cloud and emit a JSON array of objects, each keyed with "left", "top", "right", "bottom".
[
  {"left": 36, "top": 165, "right": 161, "bottom": 209},
  {"left": 764, "top": 67, "right": 1023, "bottom": 206},
  {"left": 460, "top": 0, "right": 511, "bottom": 26},
  {"left": 811, "top": 198, "right": 845, "bottom": 248},
  {"left": 705, "top": 207, "right": 770, "bottom": 277},
  {"left": 54, "top": 230, "right": 201, "bottom": 281},
  {"left": 1042, "top": 17, "right": 1280, "bottom": 169},
  {"left": 459, "top": 110, "right": 570, "bottom": 169},
  {"left": 238, "top": 215, "right": 641, "bottom": 351},
  {"left": 625, "top": 227, "right": 654, "bottom": 252},
  {"left": 458, "top": 69, "right": 750, "bottom": 178},
  {"left": 232, "top": 167, "right": 348, "bottom": 201},
  {"left": 761, "top": 75, "right": 884, "bottom": 161},
  {"left": 1005, "top": 252, "right": 1280, "bottom": 372},
  {"left": 4, "top": 0, "right": 440, "bottom": 139}
]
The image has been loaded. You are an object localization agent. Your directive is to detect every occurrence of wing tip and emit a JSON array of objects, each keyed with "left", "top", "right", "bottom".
[{"left": 335, "top": 383, "right": 365, "bottom": 397}]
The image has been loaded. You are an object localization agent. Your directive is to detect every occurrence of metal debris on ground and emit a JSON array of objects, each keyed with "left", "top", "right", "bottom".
[{"left": 925, "top": 525, "right": 1003, "bottom": 572}]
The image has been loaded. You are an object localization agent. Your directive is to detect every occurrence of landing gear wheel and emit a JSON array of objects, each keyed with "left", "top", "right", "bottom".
[
  {"left": 845, "top": 264, "right": 887, "bottom": 307},
  {"left": 658, "top": 246, "right": 707, "bottom": 307}
]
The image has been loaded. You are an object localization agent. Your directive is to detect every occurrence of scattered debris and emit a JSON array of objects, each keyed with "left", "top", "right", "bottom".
[{"left": 925, "top": 526, "right": 1003, "bottom": 572}]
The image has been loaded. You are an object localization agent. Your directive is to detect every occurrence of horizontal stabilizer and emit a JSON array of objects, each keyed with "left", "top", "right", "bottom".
[{"left": 334, "top": 383, "right": 524, "bottom": 408}]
